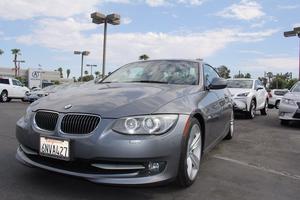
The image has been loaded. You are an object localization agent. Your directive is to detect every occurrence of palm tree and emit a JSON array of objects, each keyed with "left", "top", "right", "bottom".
[
  {"left": 66, "top": 69, "right": 71, "bottom": 78},
  {"left": 0, "top": 49, "right": 4, "bottom": 64},
  {"left": 57, "top": 67, "right": 63, "bottom": 78},
  {"left": 95, "top": 71, "right": 100, "bottom": 78},
  {"left": 139, "top": 54, "right": 149, "bottom": 61},
  {"left": 11, "top": 49, "right": 21, "bottom": 77}
]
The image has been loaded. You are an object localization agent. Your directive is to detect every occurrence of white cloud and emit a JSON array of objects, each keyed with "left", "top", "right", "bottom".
[
  {"left": 217, "top": 0, "right": 265, "bottom": 20},
  {"left": 122, "top": 17, "right": 132, "bottom": 24},
  {"left": 15, "top": 17, "right": 278, "bottom": 71},
  {"left": 145, "top": 0, "right": 169, "bottom": 7},
  {"left": 178, "top": 0, "right": 206, "bottom": 6}
]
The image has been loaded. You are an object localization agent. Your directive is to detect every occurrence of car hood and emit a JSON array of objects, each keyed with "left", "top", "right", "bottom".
[
  {"left": 30, "top": 83, "right": 197, "bottom": 118},
  {"left": 284, "top": 92, "right": 300, "bottom": 102},
  {"left": 227, "top": 88, "right": 251, "bottom": 96}
]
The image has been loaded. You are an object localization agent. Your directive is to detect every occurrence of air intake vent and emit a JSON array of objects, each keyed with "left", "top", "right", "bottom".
[
  {"left": 61, "top": 114, "right": 100, "bottom": 134},
  {"left": 35, "top": 111, "right": 59, "bottom": 131}
]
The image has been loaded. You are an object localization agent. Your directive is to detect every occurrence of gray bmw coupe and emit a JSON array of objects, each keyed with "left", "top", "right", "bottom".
[{"left": 16, "top": 59, "right": 234, "bottom": 187}]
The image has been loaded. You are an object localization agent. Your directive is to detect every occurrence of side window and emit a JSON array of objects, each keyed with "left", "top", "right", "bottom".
[
  {"left": 203, "top": 64, "right": 219, "bottom": 86},
  {"left": 0, "top": 78, "right": 9, "bottom": 84},
  {"left": 12, "top": 79, "right": 22, "bottom": 86}
]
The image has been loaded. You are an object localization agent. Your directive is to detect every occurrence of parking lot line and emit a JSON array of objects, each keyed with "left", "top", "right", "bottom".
[{"left": 213, "top": 155, "right": 300, "bottom": 181}]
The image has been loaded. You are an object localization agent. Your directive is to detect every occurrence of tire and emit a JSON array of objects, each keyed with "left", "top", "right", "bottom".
[
  {"left": 177, "top": 118, "right": 202, "bottom": 187},
  {"left": 224, "top": 110, "right": 234, "bottom": 140},
  {"left": 247, "top": 99, "right": 256, "bottom": 119},
  {"left": 280, "top": 120, "right": 289, "bottom": 126},
  {"left": 275, "top": 101, "right": 280, "bottom": 109},
  {"left": 6, "top": 98, "right": 12, "bottom": 102},
  {"left": 0, "top": 90, "right": 8, "bottom": 102},
  {"left": 260, "top": 100, "right": 268, "bottom": 116}
]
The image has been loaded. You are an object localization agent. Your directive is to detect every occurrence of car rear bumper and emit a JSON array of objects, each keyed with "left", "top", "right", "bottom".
[{"left": 15, "top": 115, "right": 188, "bottom": 185}]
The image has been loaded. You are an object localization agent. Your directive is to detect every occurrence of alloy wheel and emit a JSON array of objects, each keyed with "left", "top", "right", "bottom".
[{"left": 186, "top": 124, "right": 201, "bottom": 181}]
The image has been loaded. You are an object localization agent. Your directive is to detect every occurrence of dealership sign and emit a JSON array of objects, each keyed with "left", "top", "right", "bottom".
[{"left": 28, "top": 68, "right": 42, "bottom": 88}]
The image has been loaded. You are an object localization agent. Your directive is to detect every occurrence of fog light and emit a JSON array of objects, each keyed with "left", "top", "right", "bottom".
[{"left": 148, "top": 162, "right": 161, "bottom": 174}]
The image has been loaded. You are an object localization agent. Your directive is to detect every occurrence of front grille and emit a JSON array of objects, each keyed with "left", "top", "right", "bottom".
[
  {"left": 293, "top": 112, "right": 300, "bottom": 119},
  {"left": 61, "top": 114, "right": 100, "bottom": 134},
  {"left": 35, "top": 111, "right": 59, "bottom": 131}
]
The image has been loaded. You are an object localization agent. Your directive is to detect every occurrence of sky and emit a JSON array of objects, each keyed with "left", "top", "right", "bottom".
[{"left": 0, "top": 0, "right": 299, "bottom": 79}]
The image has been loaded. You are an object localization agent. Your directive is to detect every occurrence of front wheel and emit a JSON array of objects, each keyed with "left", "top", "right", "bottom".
[
  {"left": 0, "top": 90, "right": 8, "bottom": 102},
  {"left": 247, "top": 100, "right": 256, "bottom": 119},
  {"left": 260, "top": 100, "right": 268, "bottom": 115},
  {"left": 177, "top": 118, "right": 202, "bottom": 187}
]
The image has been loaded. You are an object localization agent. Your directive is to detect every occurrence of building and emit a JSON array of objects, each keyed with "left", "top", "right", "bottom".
[{"left": 0, "top": 67, "right": 72, "bottom": 88}]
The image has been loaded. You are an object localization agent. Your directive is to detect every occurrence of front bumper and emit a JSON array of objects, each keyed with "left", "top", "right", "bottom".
[
  {"left": 15, "top": 114, "right": 188, "bottom": 185},
  {"left": 279, "top": 103, "right": 300, "bottom": 121},
  {"left": 233, "top": 98, "right": 248, "bottom": 112}
]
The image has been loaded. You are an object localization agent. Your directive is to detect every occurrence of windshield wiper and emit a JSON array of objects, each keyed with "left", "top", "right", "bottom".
[{"left": 126, "top": 80, "right": 169, "bottom": 84}]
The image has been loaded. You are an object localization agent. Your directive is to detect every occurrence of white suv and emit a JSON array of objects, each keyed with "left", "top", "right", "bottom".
[
  {"left": 268, "top": 89, "right": 289, "bottom": 109},
  {"left": 227, "top": 78, "right": 269, "bottom": 119},
  {"left": 0, "top": 77, "right": 30, "bottom": 102}
]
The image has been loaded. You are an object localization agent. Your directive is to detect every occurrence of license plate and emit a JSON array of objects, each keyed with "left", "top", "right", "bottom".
[{"left": 40, "top": 137, "right": 70, "bottom": 160}]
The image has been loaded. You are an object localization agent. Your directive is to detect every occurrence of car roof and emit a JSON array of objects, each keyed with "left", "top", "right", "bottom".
[{"left": 127, "top": 59, "right": 204, "bottom": 65}]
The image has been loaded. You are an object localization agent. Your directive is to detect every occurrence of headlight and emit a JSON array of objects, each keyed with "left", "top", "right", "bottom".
[
  {"left": 24, "top": 106, "right": 33, "bottom": 123},
  {"left": 281, "top": 98, "right": 296, "bottom": 105},
  {"left": 112, "top": 115, "right": 178, "bottom": 135},
  {"left": 237, "top": 92, "right": 249, "bottom": 97}
]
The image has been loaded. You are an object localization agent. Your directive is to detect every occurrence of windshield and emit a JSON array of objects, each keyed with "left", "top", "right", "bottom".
[
  {"left": 227, "top": 80, "right": 253, "bottom": 89},
  {"left": 291, "top": 82, "right": 300, "bottom": 92},
  {"left": 101, "top": 60, "right": 199, "bottom": 85}
]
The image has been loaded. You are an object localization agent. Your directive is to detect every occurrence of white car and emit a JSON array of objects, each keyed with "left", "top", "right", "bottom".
[
  {"left": 0, "top": 77, "right": 30, "bottom": 102},
  {"left": 268, "top": 89, "right": 289, "bottom": 109},
  {"left": 227, "top": 78, "right": 269, "bottom": 119}
]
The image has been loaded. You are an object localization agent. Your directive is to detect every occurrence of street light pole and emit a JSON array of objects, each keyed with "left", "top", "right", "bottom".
[
  {"left": 86, "top": 64, "right": 97, "bottom": 76},
  {"left": 91, "top": 12, "right": 120, "bottom": 79},
  {"left": 284, "top": 27, "right": 300, "bottom": 80},
  {"left": 74, "top": 51, "right": 90, "bottom": 82}
]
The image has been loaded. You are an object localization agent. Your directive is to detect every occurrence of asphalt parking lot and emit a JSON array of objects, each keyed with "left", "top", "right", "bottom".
[{"left": 0, "top": 101, "right": 299, "bottom": 200}]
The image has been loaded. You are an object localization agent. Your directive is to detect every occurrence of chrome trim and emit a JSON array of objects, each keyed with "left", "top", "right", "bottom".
[
  {"left": 59, "top": 113, "right": 101, "bottom": 135},
  {"left": 91, "top": 163, "right": 145, "bottom": 170},
  {"left": 33, "top": 110, "right": 59, "bottom": 133}
]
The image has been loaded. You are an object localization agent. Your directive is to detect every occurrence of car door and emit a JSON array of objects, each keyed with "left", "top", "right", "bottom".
[
  {"left": 11, "top": 79, "right": 23, "bottom": 98},
  {"left": 203, "top": 64, "right": 228, "bottom": 145}
]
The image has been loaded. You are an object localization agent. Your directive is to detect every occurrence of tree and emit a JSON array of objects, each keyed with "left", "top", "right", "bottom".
[
  {"left": 11, "top": 49, "right": 21, "bottom": 77},
  {"left": 139, "top": 54, "right": 149, "bottom": 60},
  {"left": 0, "top": 49, "right": 4, "bottom": 56},
  {"left": 95, "top": 71, "right": 100, "bottom": 78},
  {"left": 217, "top": 65, "right": 231, "bottom": 79},
  {"left": 84, "top": 70, "right": 89, "bottom": 75},
  {"left": 245, "top": 73, "right": 251, "bottom": 78},
  {"left": 57, "top": 67, "right": 63, "bottom": 78},
  {"left": 66, "top": 69, "right": 71, "bottom": 78}
]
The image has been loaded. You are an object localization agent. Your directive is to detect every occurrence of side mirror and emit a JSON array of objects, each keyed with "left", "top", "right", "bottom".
[
  {"left": 256, "top": 86, "right": 264, "bottom": 91},
  {"left": 209, "top": 77, "right": 227, "bottom": 90}
]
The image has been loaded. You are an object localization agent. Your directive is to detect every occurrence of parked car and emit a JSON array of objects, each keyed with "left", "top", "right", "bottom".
[
  {"left": 0, "top": 77, "right": 30, "bottom": 102},
  {"left": 16, "top": 59, "right": 234, "bottom": 187},
  {"left": 279, "top": 81, "right": 300, "bottom": 125},
  {"left": 268, "top": 89, "right": 289, "bottom": 109},
  {"left": 227, "top": 78, "right": 268, "bottom": 119}
]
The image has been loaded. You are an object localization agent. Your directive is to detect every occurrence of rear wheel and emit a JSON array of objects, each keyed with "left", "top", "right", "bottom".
[
  {"left": 0, "top": 90, "right": 8, "bottom": 102},
  {"left": 260, "top": 100, "right": 268, "bottom": 115},
  {"left": 247, "top": 100, "right": 256, "bottom": 119},
  {"left": 177, "top": 118, "right": 202, "bottom": 187},
  {"left": 224, "top": 110, "right": 234, "bottom": 140}
]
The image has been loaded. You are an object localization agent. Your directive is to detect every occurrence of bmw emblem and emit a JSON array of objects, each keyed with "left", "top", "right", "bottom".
[{"left": 64, "top": 104, "right": 72, "bottom": 110}]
